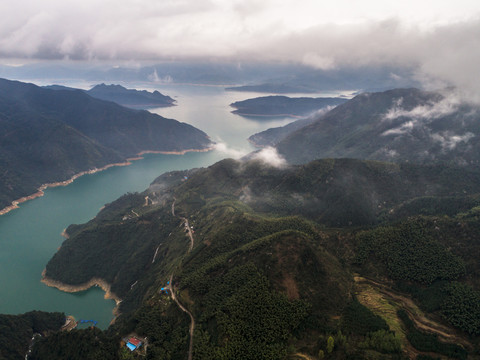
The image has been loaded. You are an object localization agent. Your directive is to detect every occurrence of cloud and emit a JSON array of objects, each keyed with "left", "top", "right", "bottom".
[
  {"left": 383, "top": 95, "right": 461, "bottom": 122},
  {"left": 251, "top": 146, "right": 287, "bottom": 168},
  {"left": 213, "top": 142, "right": 248, "bottom": 159},
  {"left": 431, "top": 131, "right": 474, "bottom": 150},
  {"left": 381, "top": 93, "right": 465, "bottom": 136},
  {"left": 382, "top": 121, "right": 415, "bottom": 136},
  {"left": 148, "top": 69, "right": 173, "bottom": 83},
  {"left": 0, "top": 1, "right": 480, "bottom": 99}
]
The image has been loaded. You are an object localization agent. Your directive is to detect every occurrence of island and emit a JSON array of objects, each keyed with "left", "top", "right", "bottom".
[{"left": 230, "top": 95, "right": 347, "bottom": 118}]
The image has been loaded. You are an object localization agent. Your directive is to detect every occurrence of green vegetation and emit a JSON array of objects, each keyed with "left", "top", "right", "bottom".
[
  {"left": 355, "top": 221, "right": 465, "bottom": 283},
  {"left": 397, "top": 309, "right": 467, "bottom": 359},
  {"left": 0, "top": 78, "right": 210, "bottom": 210},
  {"left": 193, "top": 264, "right": 308, "bottom": 359},
  {"left": 86, "top": 83, "right": 175, "bottom": 108},
  {"left": 441, "top": 282, "right": 480, "bottom": 335},
  {"left": 25, "top": 157, "right": 480, "bottom": 358},
  {"left": 359, "top": 330, "right": 401, "bottom": 353},
  {"left": 132, "top": 305, "right": 189, "bottom": 360},
  {"left": 30, "top": 328, "right": 118, "bottom": 360},
  {"left": 0, "top": 311, "right": 64, "bottom": 360},
  {"left": 341, "top": 298, "right": 389, "bottom": 335},
  {"left": 275, "top": 88, "right": 480, "bottom": 166}
]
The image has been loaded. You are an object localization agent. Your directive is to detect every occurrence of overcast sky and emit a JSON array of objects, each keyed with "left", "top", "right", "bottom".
[{"left": 1, "top": 0, "right": 480, "bottom": 97}]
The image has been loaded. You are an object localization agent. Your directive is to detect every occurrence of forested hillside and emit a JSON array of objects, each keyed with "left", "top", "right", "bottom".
[
  {"left": 275, "top": 88, "right": 480, "bottom": 165},
  {"left": 0, "top": 311, "right": 64, "bottom": 360},
  {"left": 33, "top": 157, "right": 480, "bottom": 359},
  {"left": 46, "top": 83, "right": 176, "bottom": 108},
  {"left": 0, "top": 78, "right": 211, "bottom": 211}
]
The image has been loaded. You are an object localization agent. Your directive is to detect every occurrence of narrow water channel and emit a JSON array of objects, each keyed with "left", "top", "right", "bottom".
[{"left": 0, "top": 84, "right": 298, "bottom": 328}]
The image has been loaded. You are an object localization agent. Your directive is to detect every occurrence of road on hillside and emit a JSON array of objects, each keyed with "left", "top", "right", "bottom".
[
  {"left": 355, "top": 276, "right": 472, "bottom": 356},
  {"left": 165, "top": 198, "right": 195, "bottom": 360}
]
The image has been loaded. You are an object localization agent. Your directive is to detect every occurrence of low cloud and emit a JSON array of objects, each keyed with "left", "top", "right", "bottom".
[
  {"left": 0, "top": 2, "right": 479, "bottom": 100},
  {"left": 251, "top": 146, "right": 287, "bottom": 168},
  {"left": 381, "top": 94, "right": 465, "bottom": 137},
  {"left": 431, "top": 131, "right": 474, "bottom": 151},
  {"left": 383, "top": 95, "right": 461, "bottom": 122},
  {"left": 382, "top": 121, "right": 415, "bottom": 136},
  {"left": 308, "top": 105, "right": 336, "bottom": 119},
  {"left": 148, "top": 69, "right": 173, "bottom": 83},
  {"left": 239, "top": 185, "right": 253, "bottom": 203},
  {"left": 213, "top": 142, "right": 248, "bottom": 159}
]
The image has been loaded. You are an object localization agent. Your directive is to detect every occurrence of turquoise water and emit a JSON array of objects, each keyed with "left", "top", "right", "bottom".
[{"left": 0, "top": 84, "right": 300, "bottom": 328}]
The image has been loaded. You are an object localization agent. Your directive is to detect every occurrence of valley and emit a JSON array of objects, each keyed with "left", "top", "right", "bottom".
[
  {"left": 2, "top": 84, "right": 480, "bottom": 359},
  {"left": 2, "top": 1, "right": 479, "bottom": 359}
]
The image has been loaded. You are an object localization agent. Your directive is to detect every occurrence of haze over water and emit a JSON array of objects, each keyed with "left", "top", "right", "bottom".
[{"left": 0, "top": 84, "right": 309, "bottom": 328}]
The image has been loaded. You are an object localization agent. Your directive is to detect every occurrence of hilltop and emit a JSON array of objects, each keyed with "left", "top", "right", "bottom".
[
  {"left": 45, "top": 83, "right": 175, "bottom": 108},
  {"left": 87, "top": 84, "right": 175, "bottom": 108}
]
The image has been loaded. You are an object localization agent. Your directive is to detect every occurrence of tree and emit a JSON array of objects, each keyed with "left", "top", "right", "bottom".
[{"left": 327, "top": 336, "right": 334, "bottom": 353}]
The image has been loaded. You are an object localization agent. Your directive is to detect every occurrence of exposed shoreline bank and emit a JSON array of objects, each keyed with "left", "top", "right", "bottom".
[
  {"left": 0, "top": 146, "right": 213, "bottom": 216},
  {"left": 41, "top": 270, "right": 122, "bottom": 323}
]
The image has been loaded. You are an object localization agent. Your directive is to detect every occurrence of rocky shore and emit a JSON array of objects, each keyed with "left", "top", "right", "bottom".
[
  {"left": 41, "top": 270, "right": 122, "bottom": 323},
  {"left": 0, "top": 146, "right": 213, "bottom": 216}
]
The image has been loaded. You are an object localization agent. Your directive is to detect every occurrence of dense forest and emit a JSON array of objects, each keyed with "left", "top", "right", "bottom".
[
  {"left": 24, "top": 157, "right": 480, "bottom": 359},
  {"left": 0, "top": 311, "right": 64, "bottom": 360}
]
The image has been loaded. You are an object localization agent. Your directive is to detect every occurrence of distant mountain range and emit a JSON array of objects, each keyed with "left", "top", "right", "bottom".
[
  {"left": 0, "top": 78, "right": 211, "bottom": 211},
  {"left": 0, "top": 61, "right": 419, "bottom": 92},
  {"left": 230, "top": 95, "right": 347, "bottom": 118},
  {"left": 226, "top": 83, "right": 320, "bottom": 94},
  {"left": 274, "top": 88, "right": 480, "bottom": 165},
  {"left": 45, "top": 83, "right": 175, "bottom": 108}
]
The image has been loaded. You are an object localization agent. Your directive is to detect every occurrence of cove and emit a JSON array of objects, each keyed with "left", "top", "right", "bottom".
[{"left": 0, "top": 84, "right": 317, "bottom": 329}]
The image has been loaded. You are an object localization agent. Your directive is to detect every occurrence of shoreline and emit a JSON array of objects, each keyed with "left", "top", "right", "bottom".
[
  {"left": 41, "top": 270, "right": 122, "bottom": 323},
  {"left": 0, "top": 146, "right": 213, "bottom": 216}
]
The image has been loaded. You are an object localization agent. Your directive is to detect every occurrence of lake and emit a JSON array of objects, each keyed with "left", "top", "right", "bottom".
[{"left": 0, "top": 84, "right": 313, "bottom": 328}]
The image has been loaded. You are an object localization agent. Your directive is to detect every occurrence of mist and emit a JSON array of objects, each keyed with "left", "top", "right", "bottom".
[{"left": 0, "top": 1, "right": 479, "bottom": 99}]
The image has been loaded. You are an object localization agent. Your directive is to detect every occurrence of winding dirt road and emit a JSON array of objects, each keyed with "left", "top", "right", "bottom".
[
  {"left": 355, "top": 276, "right": 472, "bottom": 356},
  {"left": 167, "top": 274, "right": 195, "bottom": 360},
  {"left": 167, "top": 198, "right": 195, "bottom": 360}
]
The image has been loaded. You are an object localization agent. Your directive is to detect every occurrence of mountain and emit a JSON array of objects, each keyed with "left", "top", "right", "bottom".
[
  {"left": 275, "top": 88, "right": 480, "bottom": 165},
  {"left": 87, "top": 84, "right": 175, "bottom": 108},
  {"left": 0, "top": 78, "right": 211, "bottom": 211},
  {"left": 45, "top": 83, "right": 175, "bottom": 108},
  {"left": 248, "top": 116, "right": 318, "bottom": 147},
  {"left": 1, "top": 61, "right": 418, "bottom": 91},
  {"left": 34, "top": 157, "right": 480, "bottom": 359},
  {"left": 230, "top": 95, "right": 347, "bottom": 118}
]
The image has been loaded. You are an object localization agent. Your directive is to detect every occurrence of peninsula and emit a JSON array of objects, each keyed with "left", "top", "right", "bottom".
[{"left": 0, "top": 78, "right": 212, "bottom": 212}]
